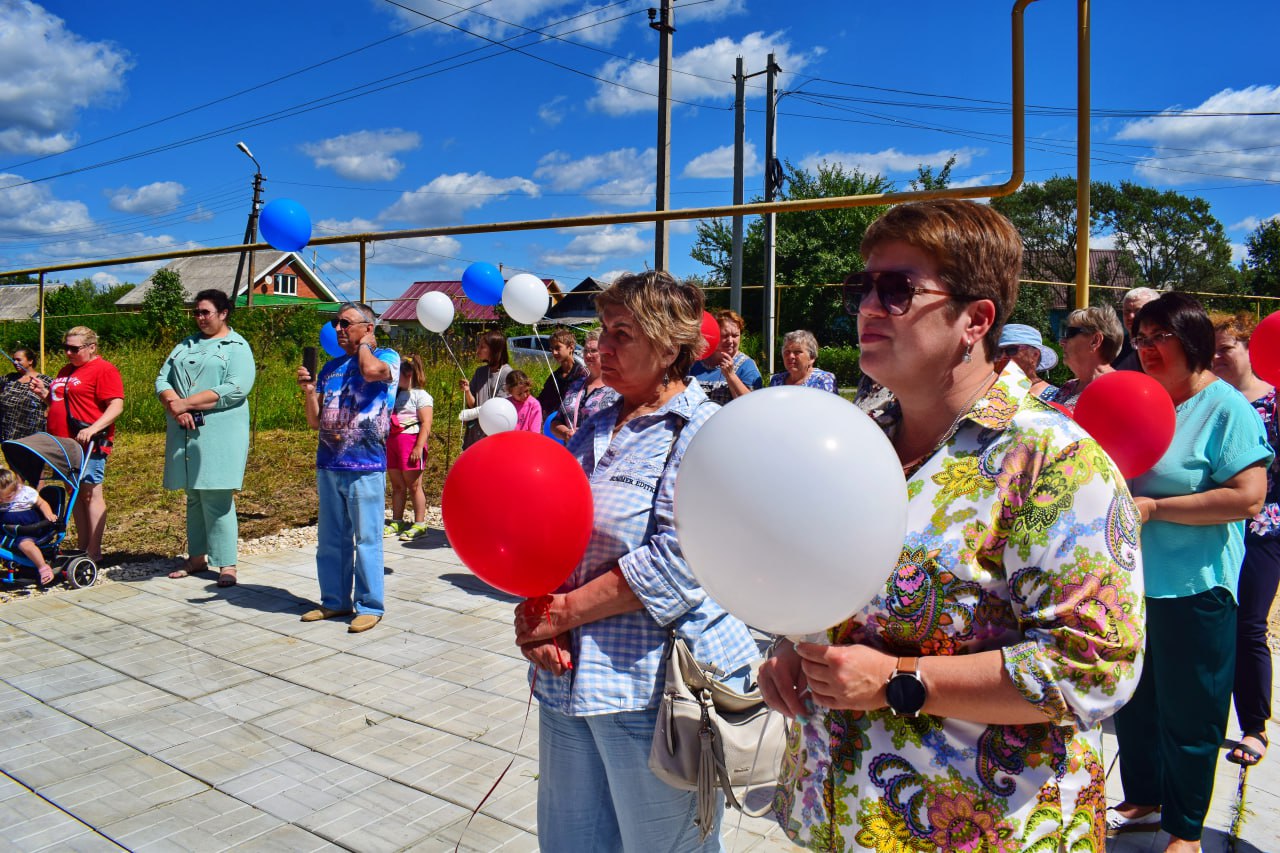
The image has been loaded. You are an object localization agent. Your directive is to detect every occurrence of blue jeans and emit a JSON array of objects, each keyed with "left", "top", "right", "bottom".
[
  {"left": 315, "top": 468, "right": 385, "bottom": 616},
  {"left": 537, "top": 704, "right": 726, "bottom": 853}
]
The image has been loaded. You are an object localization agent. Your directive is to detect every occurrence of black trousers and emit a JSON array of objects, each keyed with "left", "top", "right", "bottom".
[
  {"left": 1114, "top": 587, "right": 1236, "bottom": 842},
  {"left": 1234, "top": 535, "right": 1280, "bottom": 734}
]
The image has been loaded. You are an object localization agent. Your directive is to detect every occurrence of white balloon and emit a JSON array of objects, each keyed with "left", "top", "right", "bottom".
[
  {"left": 479, "top": 397, "right": 519, "bottom": 436},
  {"left": 675, "top": 386, "right": 908, "bottom": 637},
  {"left": 502, "top": 274, "right": 550, "bottom": 325},
  {"left": 416, "top": 291, "right": 455, "bottom": 333}
]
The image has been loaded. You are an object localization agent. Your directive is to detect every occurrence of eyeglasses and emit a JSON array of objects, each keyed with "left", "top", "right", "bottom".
[
  {"left": 63, "top": 343, "right": 91, "bottom": 353},
  {"left": 333, "top": 318, "right": 371, "bottom": 330},
  {"left": 1058, "top": 326, "right": 1090, "bottom": 343},
  {"left": 997, "top": 344, "right": 1027, "bottom": 359},
  {"left": 842, "top": 270, "right": 974, "bottom": 317},
  {"left": 192, "top": 309, "right": 216, "bottom": 318},
  {"left": 1133, "top": 331, "right": 1177, "bottom": 349}
]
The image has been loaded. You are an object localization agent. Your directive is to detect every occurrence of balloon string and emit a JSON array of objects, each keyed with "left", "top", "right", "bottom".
[
  {"left": 440, "top": 336, "right": 469, "bottom": 381},
  {"left": 455, "top": 669, "right": 540, "bottom": 853},
  {"left": 533, "top": 321, "right": 557, "bottom": 380}
]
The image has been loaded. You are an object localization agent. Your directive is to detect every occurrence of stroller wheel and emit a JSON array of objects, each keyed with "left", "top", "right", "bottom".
[{"left": 65, "top": 556, "right": 98, "bottom": 589}]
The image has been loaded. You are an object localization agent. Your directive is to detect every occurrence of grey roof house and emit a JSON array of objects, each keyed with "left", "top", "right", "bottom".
[{"left": 0, "top": 283, "right": 67, "bottom": 321}]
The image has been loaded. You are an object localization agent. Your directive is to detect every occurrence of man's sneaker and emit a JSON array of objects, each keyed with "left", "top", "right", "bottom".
[
  {"left": 384, "top": 520, "right": 405, "bottom": 537},
  {"left": 399, "top": 522, "right": 430, "bottom": 541}
]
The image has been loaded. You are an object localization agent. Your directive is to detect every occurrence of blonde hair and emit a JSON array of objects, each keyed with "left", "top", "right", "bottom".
[
  {"left": 0, "top": 468, "right": 21, "bottom": 493},
  {"left": 594, "top": 271, "right": 704, "bottom": 381},
  {"left": 402, "top": 354, "right": 426, "bottom": 388},
  {"left": 1064, "top": 305, "right": 1125, "bottom": 362},
  {"left": 65, "top": 326, "right": 98, "bottom": 346}
]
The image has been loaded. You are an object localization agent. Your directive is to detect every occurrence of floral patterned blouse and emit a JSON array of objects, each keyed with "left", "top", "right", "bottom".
[
  {"left": 1248, "top": 388, "right": 1280, "bottom": 538},
  {"left": 773, "top": 367, "right": 1145, "bottom": 853}
]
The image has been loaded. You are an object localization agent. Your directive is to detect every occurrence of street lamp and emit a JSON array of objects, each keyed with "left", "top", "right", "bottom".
[{"left": 231, "top": 141, "right": 265, "bottom": 308}]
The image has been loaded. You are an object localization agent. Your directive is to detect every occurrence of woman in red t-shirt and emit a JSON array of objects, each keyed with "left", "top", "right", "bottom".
[{"left": 42, "top": 326, "right": 124, "bottom": 564}]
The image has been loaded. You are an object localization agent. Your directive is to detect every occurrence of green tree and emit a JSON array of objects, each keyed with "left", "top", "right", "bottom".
[
  {"left": 142, "top": 269, "right": 188, "bottom": 340},
  {"left": 690, "top": 160, "right": 893, "bottom": 346},
  {"left": 990, "top": 175, "right": 1118, "bottom": 287},
  {"left": 1105, "top": 181, "right": 1234, "bottom": 292},
  {"left": 1244, "top": 218, "right": 1280, "bottom": 298}
]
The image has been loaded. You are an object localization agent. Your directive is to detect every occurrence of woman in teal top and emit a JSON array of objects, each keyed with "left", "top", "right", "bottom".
[
  {"left": 1111, "top": 292, "right": 1271, "bottom": 850},
  {"left": 157, "top": 289, "right": 256, "bottom": 587}
]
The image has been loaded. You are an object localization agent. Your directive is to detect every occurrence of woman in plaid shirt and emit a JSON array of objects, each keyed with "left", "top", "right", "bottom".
[{"left": 514, "top": 271, "right": 758, "bottom": 852}]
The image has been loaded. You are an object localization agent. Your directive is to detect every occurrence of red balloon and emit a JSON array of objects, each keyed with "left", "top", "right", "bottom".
[
  {"left": 1249, "top": 311, "right": 1280, "bottom": 386},
  {"left": 442, "top": 432, "right": 593, "bottom": 597},
  {"left": 1047, "top": 401, "right": 1074, "bottom": 418},
  {"left": 698, "top": 311, "right": 721, "bottom": 359},
  {"left": 1073, "top": 372, "right": 1176, "bottom": 478}
]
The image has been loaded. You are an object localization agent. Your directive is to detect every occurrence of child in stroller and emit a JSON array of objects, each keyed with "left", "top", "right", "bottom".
[{"left": 0, "top": 467, "right": 58, "bottom": 584}]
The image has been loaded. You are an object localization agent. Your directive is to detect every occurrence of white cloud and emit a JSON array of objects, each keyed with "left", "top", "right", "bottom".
[
  {"left": 1231, "top": 213, "right": 1280, "bottom": 232},
  {"left": 539, "top": 96, "right": 568, "bottom": 126},
  {"left": 107, "top": 181, "right": 186, "bottom": 214},
  {"left": 90, "top": 272, "right": 120, "bottom": 288},
  {"left": 386, "top": 0, "right": 622, "bottom": 45},
  {"left": 801, "top": 147, "right": 983, "bottom": 177},
  {"left": 535, "top": 148, "right": 654, "bottom": 206},
  {"left": 677, "top": 0, "right": 748, "bottom": 23},
  {"left": 0, "top": 2, "right": 131, "bottom": 155},
  {"left": 539, "top": 225, "right": 648, "bottom": 268},
  {"left": 300, "top": 129, "right": 421, "bottom": 181},
  {"left": 1232, "top": 242, "right": 1249, "bottom": 265},
  {"left": 186, "top": 205, "right": 215, "bottom": 223},
  {"left": 596, "top": 269, "right": 625, "bottom": 283},
  {"left": 683, "top": 142, "right": 760, "bottom": 179},
  {"left": 1116, "top": 85, "right": 1280, "bottom": 184},
  {"left": 379, "top": 172, "right": 540, "bottom": 224},
  {"left": 589, "top": 32, "right": 822, "bottom": 115},
  {"left": 0, "top": 172, "right": 93, "bottom": 236},
  {"left": 313, "top": 216, "right": 462, "bottom": 270}
]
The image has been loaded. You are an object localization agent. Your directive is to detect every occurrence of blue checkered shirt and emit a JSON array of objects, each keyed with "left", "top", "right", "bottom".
[{"left": 532, "top": 380, "right": 758, "bottom": 716}]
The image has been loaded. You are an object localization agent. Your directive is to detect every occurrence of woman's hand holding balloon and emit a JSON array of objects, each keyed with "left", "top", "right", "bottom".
[
  {"left": 796, "top": 642, "right": 896, "bottom": 712},
  {"left": 759, "top": 640, "right": 813, "bottom": 720}
]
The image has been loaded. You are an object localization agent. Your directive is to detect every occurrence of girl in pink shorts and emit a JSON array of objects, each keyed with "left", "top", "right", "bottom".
[{"left": 385, "top": 354, "right": 434, "bottom": 541}]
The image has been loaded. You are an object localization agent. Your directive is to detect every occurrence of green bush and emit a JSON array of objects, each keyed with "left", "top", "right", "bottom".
[{"left": 817, "top": 345, "right": 862, "bottom": 386}]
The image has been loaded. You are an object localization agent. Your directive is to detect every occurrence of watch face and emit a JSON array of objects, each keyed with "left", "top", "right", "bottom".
[{"left": 887, "top": 673, "right": 927, "bottom": 715}]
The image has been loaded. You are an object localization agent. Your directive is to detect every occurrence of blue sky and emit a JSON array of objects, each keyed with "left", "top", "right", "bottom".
[{"left": 1, "top": 0, "right": 1277, "bottom": 311}]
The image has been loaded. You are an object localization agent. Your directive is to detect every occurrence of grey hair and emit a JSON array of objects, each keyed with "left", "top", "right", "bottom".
[
  {"left": 782, "top": 329, "right": 819, "bottom": 361},
  {"left": 1122, "top": 287, "right": 1161, "bottom": 305},
  {"left": 1065, "top": 304, "right": 1125, "bottom": 362},
  {"left": 584, "top": 327, "right": 602, "bottom": 344},
  {"left": 338, "top": 301, "right": 377, "bottom": 325}
]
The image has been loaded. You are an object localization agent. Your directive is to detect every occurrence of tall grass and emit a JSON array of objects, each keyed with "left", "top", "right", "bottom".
[{"left": 91, "top": 339, "right": 553, "bottom": 455}]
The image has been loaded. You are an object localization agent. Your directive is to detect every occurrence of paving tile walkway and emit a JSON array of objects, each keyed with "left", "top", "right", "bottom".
[{"left": 0, "top": 532, "right": 1275, "bottom": 851}]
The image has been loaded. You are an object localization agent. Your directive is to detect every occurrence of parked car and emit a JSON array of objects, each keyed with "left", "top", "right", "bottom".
[{"left": 507, "top": 334, "right": 583, "bottom": 363}]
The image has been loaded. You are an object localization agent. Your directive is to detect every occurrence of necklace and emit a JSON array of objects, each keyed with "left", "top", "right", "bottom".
[{"left": 898, "top": 372, "right": 997, "bottom": 475}]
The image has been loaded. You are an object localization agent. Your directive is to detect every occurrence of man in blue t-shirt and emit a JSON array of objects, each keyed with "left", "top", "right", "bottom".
[{"left": 297, "top": 302, "right": 400, "bottom": 633}]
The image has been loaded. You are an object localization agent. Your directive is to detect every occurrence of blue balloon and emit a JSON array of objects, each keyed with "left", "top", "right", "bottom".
[
  {"left": 543, "top": 411, "right": 564, "bottom": 445},
  {"left": 461, "top": 262, "right": 504, "bottom": 306},
  {"left": 260, "top": 198, "right": 312, "bottom": 252},
  {"left": 319, "top": 321, "right": 343, "bottom": 357}
]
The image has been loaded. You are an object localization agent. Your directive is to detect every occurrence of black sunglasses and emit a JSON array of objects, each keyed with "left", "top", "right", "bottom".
[
  {"left": 333, "top": 318, "right": 371, "bottom": 330},
  {"left": 842, "top": 270, "right": 974, "bottom": 317},
  {"left": 997, "top": 344, "right": 1026, "bottom": 359},
  {"left": 1059, "top": 325, "right": 1090, "bottom": 342},
  {"left": 63, "top": 343, "right": 92, "bottom": 353}
]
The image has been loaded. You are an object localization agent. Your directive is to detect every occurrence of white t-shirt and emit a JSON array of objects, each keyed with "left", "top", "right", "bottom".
[
  {"left": 392, "top": 387, "right": 434, "bottom": 433},
  {"left": 0, "top": 484, "right": 38, "bottom": 514}
]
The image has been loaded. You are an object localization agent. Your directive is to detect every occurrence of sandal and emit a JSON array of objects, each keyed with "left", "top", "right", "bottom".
[
  {"left": 1105, "top": 806, "right": 1161, "bottom": 835},
  {"left": 168, "top": 560, "right": 210, "bottom": 579},
  {"left": 1227, "top": 732, "right": 1269, "bottom": 767},
  {"left": 217, "top": 568, "right": 238, "bottom": 588}
]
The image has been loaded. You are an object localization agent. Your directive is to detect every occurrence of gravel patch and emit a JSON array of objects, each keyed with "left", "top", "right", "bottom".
[{"left": 0, "top": 507, "right": 444, "bottom": 606}]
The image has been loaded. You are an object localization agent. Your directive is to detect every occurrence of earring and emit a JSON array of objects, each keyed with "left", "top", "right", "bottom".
[
  {"left": 662, "top": 373, "right": 671, "bottom": 390},
  {"left": 962, "top": 342, "right": 973, "bottom": 363}
]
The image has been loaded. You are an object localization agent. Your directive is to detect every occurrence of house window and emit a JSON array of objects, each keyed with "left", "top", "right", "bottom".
[{"left": 274, "top": 274, "right": 297, "bottom": 296}]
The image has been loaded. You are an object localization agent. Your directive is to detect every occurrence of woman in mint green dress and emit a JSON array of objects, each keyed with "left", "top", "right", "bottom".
[{"left": 156, "top": 289, "right": 256, "bottom": 586}]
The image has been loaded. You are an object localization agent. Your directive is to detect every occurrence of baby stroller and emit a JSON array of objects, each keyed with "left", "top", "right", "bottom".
[{"left": 0, "top": 432, "right": 99, "bottom": 589}]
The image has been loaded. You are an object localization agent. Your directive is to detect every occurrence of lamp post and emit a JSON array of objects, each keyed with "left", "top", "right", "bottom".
[{"left": 232, "top": 141, "right": 264, "bottom": 308}]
